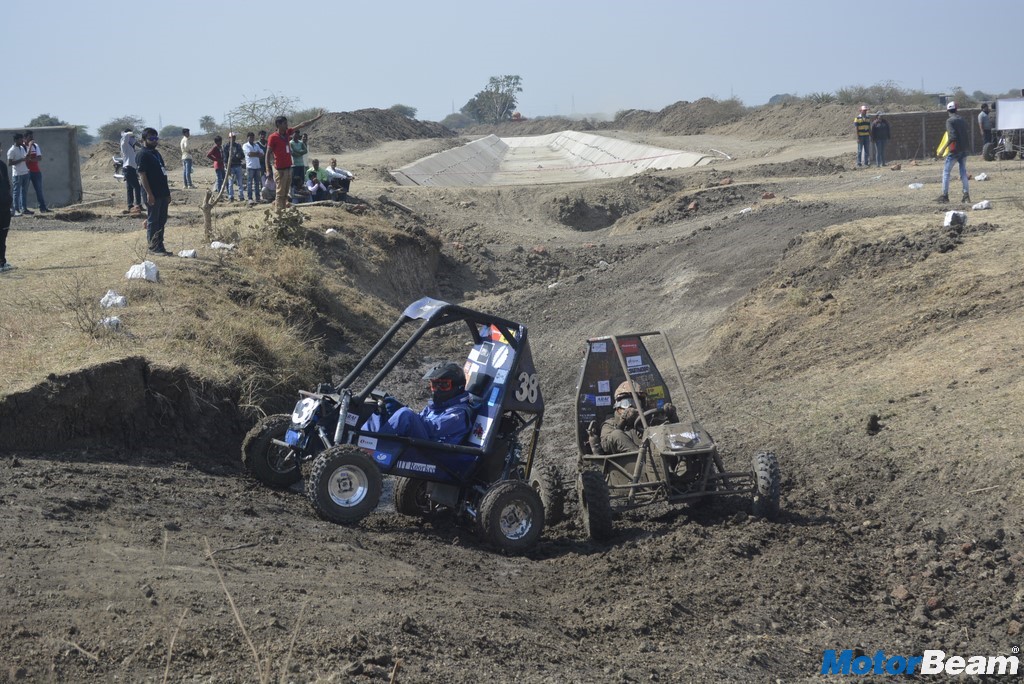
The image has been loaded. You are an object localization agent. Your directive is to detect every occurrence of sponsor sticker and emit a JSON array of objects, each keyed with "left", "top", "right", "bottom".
[
  {"left": 345, "top": 412, "right": 359, "bottom": 426},
  {"left": 492, "top": 346, "right": 510, "bottom": 369},
  {"left": 619, "top": 339, "right": 640, "bottom": 354},
  {"left": 357, "top": 435, "right": 378, "bottom": 450},
  {"left": 469, "top": 415, "right": 493, "bottom": 445},
  {"left": 647, "top": 385, "right": 666, "bottom": 400},
  {"left": 628, "top": 364, "right": 651, "bottom": 376},
  {"left": 494, "top": 368, "right": 509, "bottom": 385},
  {"left": 591, "top": 341, "right": 607, "bottom": 353},
  {"left": 595, "top": 395, "right": 612, "bottom": 407},
  {"left": 396, "top": 460, "right": 437, "bottom": 474},
  {"left": 488, "top": 386, "right": 501, "bottom": 407},
  {"left": 597, "top": 380, "right": 610, "bottom": 393}
]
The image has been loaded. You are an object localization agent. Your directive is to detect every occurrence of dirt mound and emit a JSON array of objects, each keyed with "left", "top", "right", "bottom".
[
  {"left": 710, "top": 102, "right": 927, "bottom": 140},
  {"left": 303, "top": 109, "right": 456, "bottom": 154},
  {"left": 614, "top": 97, "right": 748, "bottom": 135},
  {"left": 464, "top": 116, "right": 599, "bottom": 137}
]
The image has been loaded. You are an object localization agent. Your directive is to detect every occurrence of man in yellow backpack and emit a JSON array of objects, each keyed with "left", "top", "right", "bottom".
[{"left": 936, "top": 101, "right": 970, "bottom": 204}]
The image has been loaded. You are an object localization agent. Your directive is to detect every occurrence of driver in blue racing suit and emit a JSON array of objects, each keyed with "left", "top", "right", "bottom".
[{"left": 364, "top": 362, "right": 474, "bottom": 445}]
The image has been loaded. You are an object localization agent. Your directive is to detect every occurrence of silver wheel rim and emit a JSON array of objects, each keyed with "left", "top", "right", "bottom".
[
  {"left": 327, "top": 465, "right": 368, "bottom": 507},
  {"left": 498, "top": 500, "right": 533, "bottom": 540}
]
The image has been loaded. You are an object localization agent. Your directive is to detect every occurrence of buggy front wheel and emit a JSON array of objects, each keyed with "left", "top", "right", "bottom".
[
  {"left": 307, "top": 446, "right": 382, "bottom": 524},
  {"left": 241, "top": 414, "right": 301, "bottom": 489},
  {"left": 751, "top": 451, "right": 781, "bottom": 519},
  {"left": 479, "top": 481, "right": 544, "bottom": 554},
  {"left": 578, "top": 470, "right": 613, "bottom": 541},
  {"left": 983, "top": 142, "right": 996, "bottom": 161}
]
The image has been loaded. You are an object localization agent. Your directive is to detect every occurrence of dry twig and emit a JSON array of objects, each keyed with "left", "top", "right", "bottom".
[
  {"left": 204, "top": 537, "right": 264, "bottom": 683},
  {"left": 279, "top": 599, "right": 310, "bottom": 684},
  {"left": 162, "top": 608, "right": 189, "bottom": 684}
]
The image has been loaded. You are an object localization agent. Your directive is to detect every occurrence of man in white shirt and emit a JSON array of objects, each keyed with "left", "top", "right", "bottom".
[
  {"left": 6, "top": 134, "right": 30, "bottom": 216},
  {"left": 325, "top": 157, "right": 355, "bottom": 199},
  {"left": 180, "top": 128, "right": 195, "bottom": 188},
  {"left": 120, "top": 129, "right": 143, "bottom": 214},
  {"left": 242, "top": 132, "right": 264, "bottom": 202}
]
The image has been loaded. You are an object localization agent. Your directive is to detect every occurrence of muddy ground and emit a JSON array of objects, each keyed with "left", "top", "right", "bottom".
[{"left": 2, "top": 104, "right": 1024, "bottom": 683}]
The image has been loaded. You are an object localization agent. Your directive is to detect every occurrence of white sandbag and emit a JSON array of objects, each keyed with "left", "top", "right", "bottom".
[
  {"left": 100, "top": 316, "right": 122, "bottom": 331},
  {"left": 972, "top": 200, "right": 991, "bottom": 210},
  {"left": 210, "top": 241, "right": 235, "bottom": 251},
  {"left": 975, "top": 173, "right": 988, "bottom": 181},
  {"left": 738, "top": 207, "right": 753, "bottom": 214},
  {"left": 125, "top": 260, "right": 159, "bottom": 282},
  {"left": 907, "top": 183, "right": 924, "bottom": 189},
  {"left": 178, "top": 249, "right": 197, "bottom": 258},
  {"left": 943, "top": 211, "right": 967, "bottom": 227},
  {"left": 325, "top": 228, "right": 338, "bottom": 234},
  {"left": 99, "top": 290, "right": 127, "bottom": 308}
]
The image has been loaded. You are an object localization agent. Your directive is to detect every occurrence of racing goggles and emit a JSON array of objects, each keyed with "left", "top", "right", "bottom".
[
  {"left": 614, "top": 397, "right": 635, "bottom": 410},
  {"left": 429, "top": 378, "right": 455, "bottom": 392}
]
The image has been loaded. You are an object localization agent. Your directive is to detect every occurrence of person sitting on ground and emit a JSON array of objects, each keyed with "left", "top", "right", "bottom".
[
  {"left": 600, "top": 381, "right": 646, "bottom": 454},
  {"left": 290, "top": 180, "right": 311, "bottom": 204},
  {"left": 306, "top": 170, "right": 329, "bottom": 201},
  {"left": 363, "top": 362, "right": 474, "bottom": 445},
  {"left": 261, "top": 172, "right": 276, "bottom": 202},
  {"left": 325, "top": 158, "right": 355, "bottom": 198}
]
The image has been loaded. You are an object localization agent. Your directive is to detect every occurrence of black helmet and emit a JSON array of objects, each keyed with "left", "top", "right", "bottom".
[{"left": 424, "top": 361, "right": 465, "bottom": 403}]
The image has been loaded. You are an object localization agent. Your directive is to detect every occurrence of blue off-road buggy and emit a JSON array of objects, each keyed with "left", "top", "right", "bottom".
[
  {"left": 241, "top": 298, "right": 562, "bottom": 553},
  {"left": 574, "top": 332, "right": 781, "bottom": 541}
]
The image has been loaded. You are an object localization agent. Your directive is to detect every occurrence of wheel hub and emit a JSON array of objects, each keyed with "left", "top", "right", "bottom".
[
  {"left": 327, "top": 466, "right": 368, "bottom": 507},
  {"left": 498, "top": 501, "right": 533, "bottom": 540}
]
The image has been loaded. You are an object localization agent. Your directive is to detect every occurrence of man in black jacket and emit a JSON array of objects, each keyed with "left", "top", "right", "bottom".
[
  {"left": 0, "top": 158, "right": 12, "bottom": 272},
  {"left": 936, "top": 102, "right": 970, "bottom": 204}
]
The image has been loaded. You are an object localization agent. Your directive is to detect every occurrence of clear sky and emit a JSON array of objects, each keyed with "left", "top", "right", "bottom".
[{"left": 8, "top": 0, "right": 1024, "bottom": 134}]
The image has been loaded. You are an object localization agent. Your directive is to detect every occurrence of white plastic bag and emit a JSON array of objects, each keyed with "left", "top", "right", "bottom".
[
  {"left": 178, "top": 249, "right": 197, "bottom": 258},
  {"left": 943, "top": 211, "right": 967, "bottom": 227},
  {"left": 99, "top": 289, "right": 127, "bottom": 308},
  {"left": 325, "top": 228, "right": 338, "bottom": 234},
  {"left": 738, "top": 207, "right": 753, "bottom": 214},
  {"left": 210, "top": 241, "right": 235, "bottom": 251},
  {"left": 125, "top": 260, "right": 159, "bottom": 282},
  {"left": 972, "top": 200, "right": 991, "bottom": 210},
  {"left": 100, "top": 316, "right": 122, "bottom": 331},
  {"left": 975, "top": 173, "right": 988, "bottom": 181},
  {"left": 907, "top": 183, "right": 924, "bottom": 190}
]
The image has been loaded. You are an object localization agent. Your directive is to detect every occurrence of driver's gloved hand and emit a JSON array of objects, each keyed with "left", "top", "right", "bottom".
[
  {"left": 382, "top": 396, "right": 403, "bottom": 417},
  {"left": 613, "top": 407, "right": 638, "bottom": 429}
]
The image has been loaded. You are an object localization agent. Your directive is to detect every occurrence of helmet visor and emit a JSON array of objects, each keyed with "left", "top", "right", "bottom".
[{"left": 614, "top": 397, "right": 635, "bottom": 410}]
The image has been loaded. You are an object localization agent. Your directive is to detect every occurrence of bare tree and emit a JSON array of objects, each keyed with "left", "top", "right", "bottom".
[{"left": 226, "top": 92, "right": 299, "bottom": 131}]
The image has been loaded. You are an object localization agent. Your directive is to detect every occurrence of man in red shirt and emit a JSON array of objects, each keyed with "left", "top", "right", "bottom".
[
  {"left": 265, "top": 110, "right": 325, "bottom": 211},
  {"left": 207, "top": 135, "right": 225, "bottom": 194},
  {"left": 24, "top": 131, "right": 49, "bottom": 213}
]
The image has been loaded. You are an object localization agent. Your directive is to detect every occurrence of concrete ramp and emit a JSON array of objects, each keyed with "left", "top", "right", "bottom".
[{"left": 390, "top": 131, "right": 710, "bottom": 187}]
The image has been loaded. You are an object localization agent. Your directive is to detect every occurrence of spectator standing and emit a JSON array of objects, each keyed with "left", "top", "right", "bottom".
[
  {"left": 242, "top": 132, "right": 264, "bottom": 202},
  {"left": 936, "top": 101, "right": 970, "bottom": 204},
  {"left": 978, "top": 103, "right": 994, "bottom": 146},
  {"left": 23, "top": 131, "right": 49, "bottom": 213},
  {"left": 136, "top": 127, "right": 172, "bottom": 255},
  {"left": 870, "top": 113, "right": 890, "bottom": 168},
  {"left": 222, "top": 132, "right": 245, "bottom": 201},
  {"left": 289, "top": 129, "right": 307, "bottom": 190},
  {"left": 6, "top": 133, "right": 30, "bottom": 217},
  {"left": 257, "top": 130, "right": 268, "bottom": 180},
  {"left": 265, "top": 110, "right": 326, "bottom": 212},
  {"left": 207, "top": 135, "right": 225, "bottom": 193},
  {"left": 0, "top": 155, "right": 12, "bottom": 271},
  {"left": 180, "top": 128, "right": 195, "bottom": 188},
  {"left": 120, "top": 128, "right": 143, "bottom": 214},
  {"left": 854, "top": 105, "right": 871, "bottom": 167}
]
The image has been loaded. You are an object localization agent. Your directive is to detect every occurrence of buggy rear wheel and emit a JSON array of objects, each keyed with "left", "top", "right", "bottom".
[
  {"left": 307, "top": 446, "right": 382, "bottom": 524},
  {"left": 529, "top": 462, "right": 565, "bottom": 525},
  {"left": 577, "top": 470, "right": 613, "bottom": 541},
  {"left": 479, "top": 481, "right": 544, "bottom": 554},
  {"left": 983, "top": 142, "right": 996, "bottom": 161},
  {"left": 751, "top": 451, "right": 781, "bottom": 519},
  {"left": 241, "top": 414, "right": 301, "bottom": 489},
  {"left": 394, "top": 476, "right": 435, "bottom": 517}
]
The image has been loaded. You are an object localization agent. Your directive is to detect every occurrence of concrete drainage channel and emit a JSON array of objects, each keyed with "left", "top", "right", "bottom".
[{"left": 390, "top": 131, "right": 711, "bottom": 187}]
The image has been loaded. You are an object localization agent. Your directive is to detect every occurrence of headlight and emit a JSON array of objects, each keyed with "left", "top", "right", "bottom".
[{"left": 291, "top": 397, "right": 320, "bottom": 427}]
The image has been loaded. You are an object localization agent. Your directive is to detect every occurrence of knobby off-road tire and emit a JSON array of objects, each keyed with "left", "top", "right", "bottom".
[
  {"left": 478, "top": 480, "right": 545, "bottom": 554},
  {"left": 982, "top": 142, "right": 996, "bottom": 162},
  {"left": 1000, "top": 149, "right": 1017, "bottom": 160},
  {"left": 307, "top": 446, "right": 382, "bottom": 524},
  {"left": 529, "top": 462, "right": 565, "bottom": 526},
  {"left": 577, "top": 470, "right": 613, "bottom": 541},
  {"left": 751, "top": 450, "right": 781, "bottom": 519},
  {"left": 394, "top": 476, "right": 434, "bottom": 517},
  {"left": 241, "top": 414, "right": 301, "bottom": 489}
]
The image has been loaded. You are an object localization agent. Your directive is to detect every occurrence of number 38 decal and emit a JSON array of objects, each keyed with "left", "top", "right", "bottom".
[{"left": 514, "top": 372, "right": 539, "bottom": 403}]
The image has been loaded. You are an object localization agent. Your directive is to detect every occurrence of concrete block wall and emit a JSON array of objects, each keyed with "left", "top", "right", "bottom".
[
  {"left": 880, "top": 109, "right": 981, "bottom": 161},
  {"left": 1, "top": 126, "right": 82, "bottom": 208}
]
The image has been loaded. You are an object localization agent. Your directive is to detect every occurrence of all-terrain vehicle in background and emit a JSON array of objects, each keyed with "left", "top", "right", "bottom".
[
  {"left": 982, "top": 129, "right": 1022, "bottom": 161},
  {"left": 574, "top": 332, "right": 781, "bottom": 541},
  {"left": 241, "top": 297, "right": 563, "bottom": 554}
]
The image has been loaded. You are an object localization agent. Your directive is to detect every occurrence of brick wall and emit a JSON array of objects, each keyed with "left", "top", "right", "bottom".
[{"left": 877, "top": 109, "right": 981, "bottom": 161}]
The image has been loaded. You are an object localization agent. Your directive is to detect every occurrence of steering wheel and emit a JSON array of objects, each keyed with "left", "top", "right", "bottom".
[{"left": 633, "top": 408, "right": 670, "bottom": 434}]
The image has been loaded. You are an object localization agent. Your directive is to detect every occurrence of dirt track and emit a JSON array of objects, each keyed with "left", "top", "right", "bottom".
[{"left": 2, "top": 111, "right": 1024, "bottom": 683}]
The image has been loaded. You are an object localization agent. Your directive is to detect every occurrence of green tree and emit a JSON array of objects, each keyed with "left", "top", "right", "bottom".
[
  {"left": 98, "top": 115, "right": 147, "bottom": 142},
  {"left": 27, "top": 113, "right": 66, "bottom": 127},
  {"left": 460, "top": 75, "right": 523, "bottom": 124},
  {"left": 389, "top": 104, "right": 417, "bottom": 119},
  {"left": 159, "top": 124, "right": 186, "bottom": 139},
  {"left": 440, "top": 112, "right": 473, "bottom": 130},
  {"left": 199, "top": 115, "right": 218, "bottom": 134}
]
